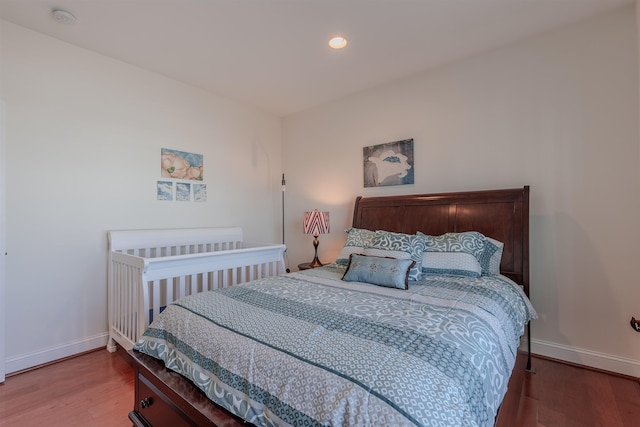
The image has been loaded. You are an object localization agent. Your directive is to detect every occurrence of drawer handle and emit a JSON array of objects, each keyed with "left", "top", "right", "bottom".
[{"left": 140, "top": 397, "right": 153, "bottom": 409}]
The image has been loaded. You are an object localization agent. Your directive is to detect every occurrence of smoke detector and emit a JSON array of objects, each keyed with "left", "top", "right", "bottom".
[{"left": 52, "top": 9, "right": 76, "bottom": 24}]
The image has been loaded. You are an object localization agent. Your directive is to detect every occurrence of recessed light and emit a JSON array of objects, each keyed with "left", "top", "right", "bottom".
[
  {"left": 52, "top": 9, "right": 76, "bottom": 24},
  {"left": 328, "top": 36, "right": 347, "bottom": 49}
]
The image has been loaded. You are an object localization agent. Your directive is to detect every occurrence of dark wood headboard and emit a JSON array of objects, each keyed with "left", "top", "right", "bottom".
[{"left": 352, "top": 186, "right": 530, "bottom": 296}]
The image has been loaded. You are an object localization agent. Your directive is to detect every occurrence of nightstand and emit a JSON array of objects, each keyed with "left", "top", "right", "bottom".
[{"left": 297, "top": 262, "right": 315, "bottom": 271}]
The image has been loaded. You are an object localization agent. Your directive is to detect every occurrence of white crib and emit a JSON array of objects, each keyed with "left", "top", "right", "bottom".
[{"left": 106, "top": 227, "right": 286, "bottom": 352}]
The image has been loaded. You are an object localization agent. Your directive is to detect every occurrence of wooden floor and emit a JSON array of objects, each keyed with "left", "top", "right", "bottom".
[
  {"left": 0, "top": 350, "right": 638, "bottom": 426},
  {"left": 0, "top": 349, "right": 133, "bottom": 426},
  {"left": 516, "top": 358, "right": 640, "bottom": 427}
]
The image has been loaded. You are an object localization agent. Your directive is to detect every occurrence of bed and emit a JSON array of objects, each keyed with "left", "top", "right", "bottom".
[{"left": 127, "top": 187, "right": 536, "bottom": 427}]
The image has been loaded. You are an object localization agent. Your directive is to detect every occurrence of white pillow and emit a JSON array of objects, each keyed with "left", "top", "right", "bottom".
[{"left": 421, "top": 252, "right": 482, "bottom": 277}]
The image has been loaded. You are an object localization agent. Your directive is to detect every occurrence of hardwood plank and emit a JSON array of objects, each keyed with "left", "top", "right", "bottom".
[
  {"left": 584, "top": 370, "right": 624, "bottom": 427},
  {"left": 609, "top": 374, "right": 640, "bottom": 427}
]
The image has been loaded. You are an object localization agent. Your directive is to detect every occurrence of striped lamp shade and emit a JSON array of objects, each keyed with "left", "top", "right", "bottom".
[{"left": 303, "top": 210, "right": 330, "bottom": 236}]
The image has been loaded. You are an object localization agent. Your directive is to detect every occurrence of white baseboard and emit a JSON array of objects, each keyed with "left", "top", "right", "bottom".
[
  {"left": 5, "top": 332, "right": 109, "bottom": 375},
  {"left": 524, "top": 338, "right": 640, "bottom": 378}
]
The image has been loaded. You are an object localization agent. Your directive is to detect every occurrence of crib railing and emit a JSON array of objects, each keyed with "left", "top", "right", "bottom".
[{"left": 107, "top": 228, "right": 286, "bottom": 352}]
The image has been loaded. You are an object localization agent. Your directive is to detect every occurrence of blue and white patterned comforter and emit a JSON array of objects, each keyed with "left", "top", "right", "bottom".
[{"left": 134, "top": 264, "right": 537, "bottom": 427}]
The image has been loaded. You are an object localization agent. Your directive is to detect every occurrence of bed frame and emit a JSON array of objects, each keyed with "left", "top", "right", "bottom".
[
  {"left": 107, "top": 227, "right": 286, "bottom": 352},
  {"left": 127, "top": 187, "right": 531, "bottom": 427}
]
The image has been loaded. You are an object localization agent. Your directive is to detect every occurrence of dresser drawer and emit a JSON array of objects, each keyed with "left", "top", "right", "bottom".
[{"left": 133, "top": 372, "right": 193, "bottom": 427}]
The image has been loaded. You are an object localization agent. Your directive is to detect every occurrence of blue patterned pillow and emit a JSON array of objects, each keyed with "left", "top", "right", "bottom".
[
  {"left": 423, "top": 231, "right": 486, "bottom": 258},
  {"left": 363, "top": 230, "right": 426, "bottom": 280},
  {"left": 478, "top": 237, "right": 504, "bottom": 275},
  {"left": 336, "top": 228, "right": 376, "bottom": 265},
  {"left": 342, "top": 254, "right": 415, "bottom": 289},
  {"left": 419, "top": 231, "right": 486, "bottom": 277}
]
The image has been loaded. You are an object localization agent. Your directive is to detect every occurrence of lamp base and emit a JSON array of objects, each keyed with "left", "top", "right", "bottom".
[
  {"left": 308, "top": 257, "right": 323, "bottom": 268},
  {"left": 308, "top": 235, "right": 323, "bottom": 268}
]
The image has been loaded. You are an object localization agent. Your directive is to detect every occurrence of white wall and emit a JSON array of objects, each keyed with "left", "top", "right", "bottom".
[
  {"left": 0, "top": 21, "right": 282, "bottom": 373},
  {"left": 283, "top": 5, "right": 640, "bottom": 376}
]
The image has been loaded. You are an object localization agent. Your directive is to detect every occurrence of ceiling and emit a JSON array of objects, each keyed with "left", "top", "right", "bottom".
[{"left": 0, "top": 0, "right": 633, "bottom": 117}]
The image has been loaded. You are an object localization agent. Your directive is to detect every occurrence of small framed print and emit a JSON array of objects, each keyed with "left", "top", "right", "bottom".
[
  {"left": 157, "top": 181, "right": 174, "bottom": 201},
  {"left": 176, "top": 182, "right": 191, "bottom": 201},
  {"left": 194, "top": 184, "right": 207, "bottom": 202}
]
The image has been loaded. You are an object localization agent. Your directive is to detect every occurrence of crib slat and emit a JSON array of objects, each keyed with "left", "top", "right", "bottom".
[
  {"left": 178, "top": 276, "right": 186, "bottom": 300},
  {"left": 151, "top": 279, "right": 161, "bottom": 327},
  {"left": 121, "top": 263, "right": 131, "bottom": 343},
  {"left": 224, "top": 269, "right": 230, "bottom": 288},
  {"left": 212, "top": 270, "right": 220, "bottom": 290},
  {"left": 129, "top": 265, "right": 137, "bottom": 343}
]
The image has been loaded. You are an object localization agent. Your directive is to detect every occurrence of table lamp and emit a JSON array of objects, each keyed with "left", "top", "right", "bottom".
[{"left": 303, "top": 210, "right": 330, "bottom": 267}]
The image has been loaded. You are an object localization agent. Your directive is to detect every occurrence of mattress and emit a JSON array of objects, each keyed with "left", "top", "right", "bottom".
[{"left": 134, "top": 264, "right": 537, "bottom": 427}]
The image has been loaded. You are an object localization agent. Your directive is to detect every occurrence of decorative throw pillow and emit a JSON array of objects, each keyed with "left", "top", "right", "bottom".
[
  {"left": 478, "top": 237, "right": 504, "bottom": 276},
  {"left": 342, "top": 254, "right": 415, "bottom": 289},
  {"left": 419, "top": 231, "right": 486, "bottom": 277},
  {"left": 336, "top": 228, "right": 376, "bottom": 265},
  {"left": 363, "top": 230, "right": 426, "bottom": 280}
]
